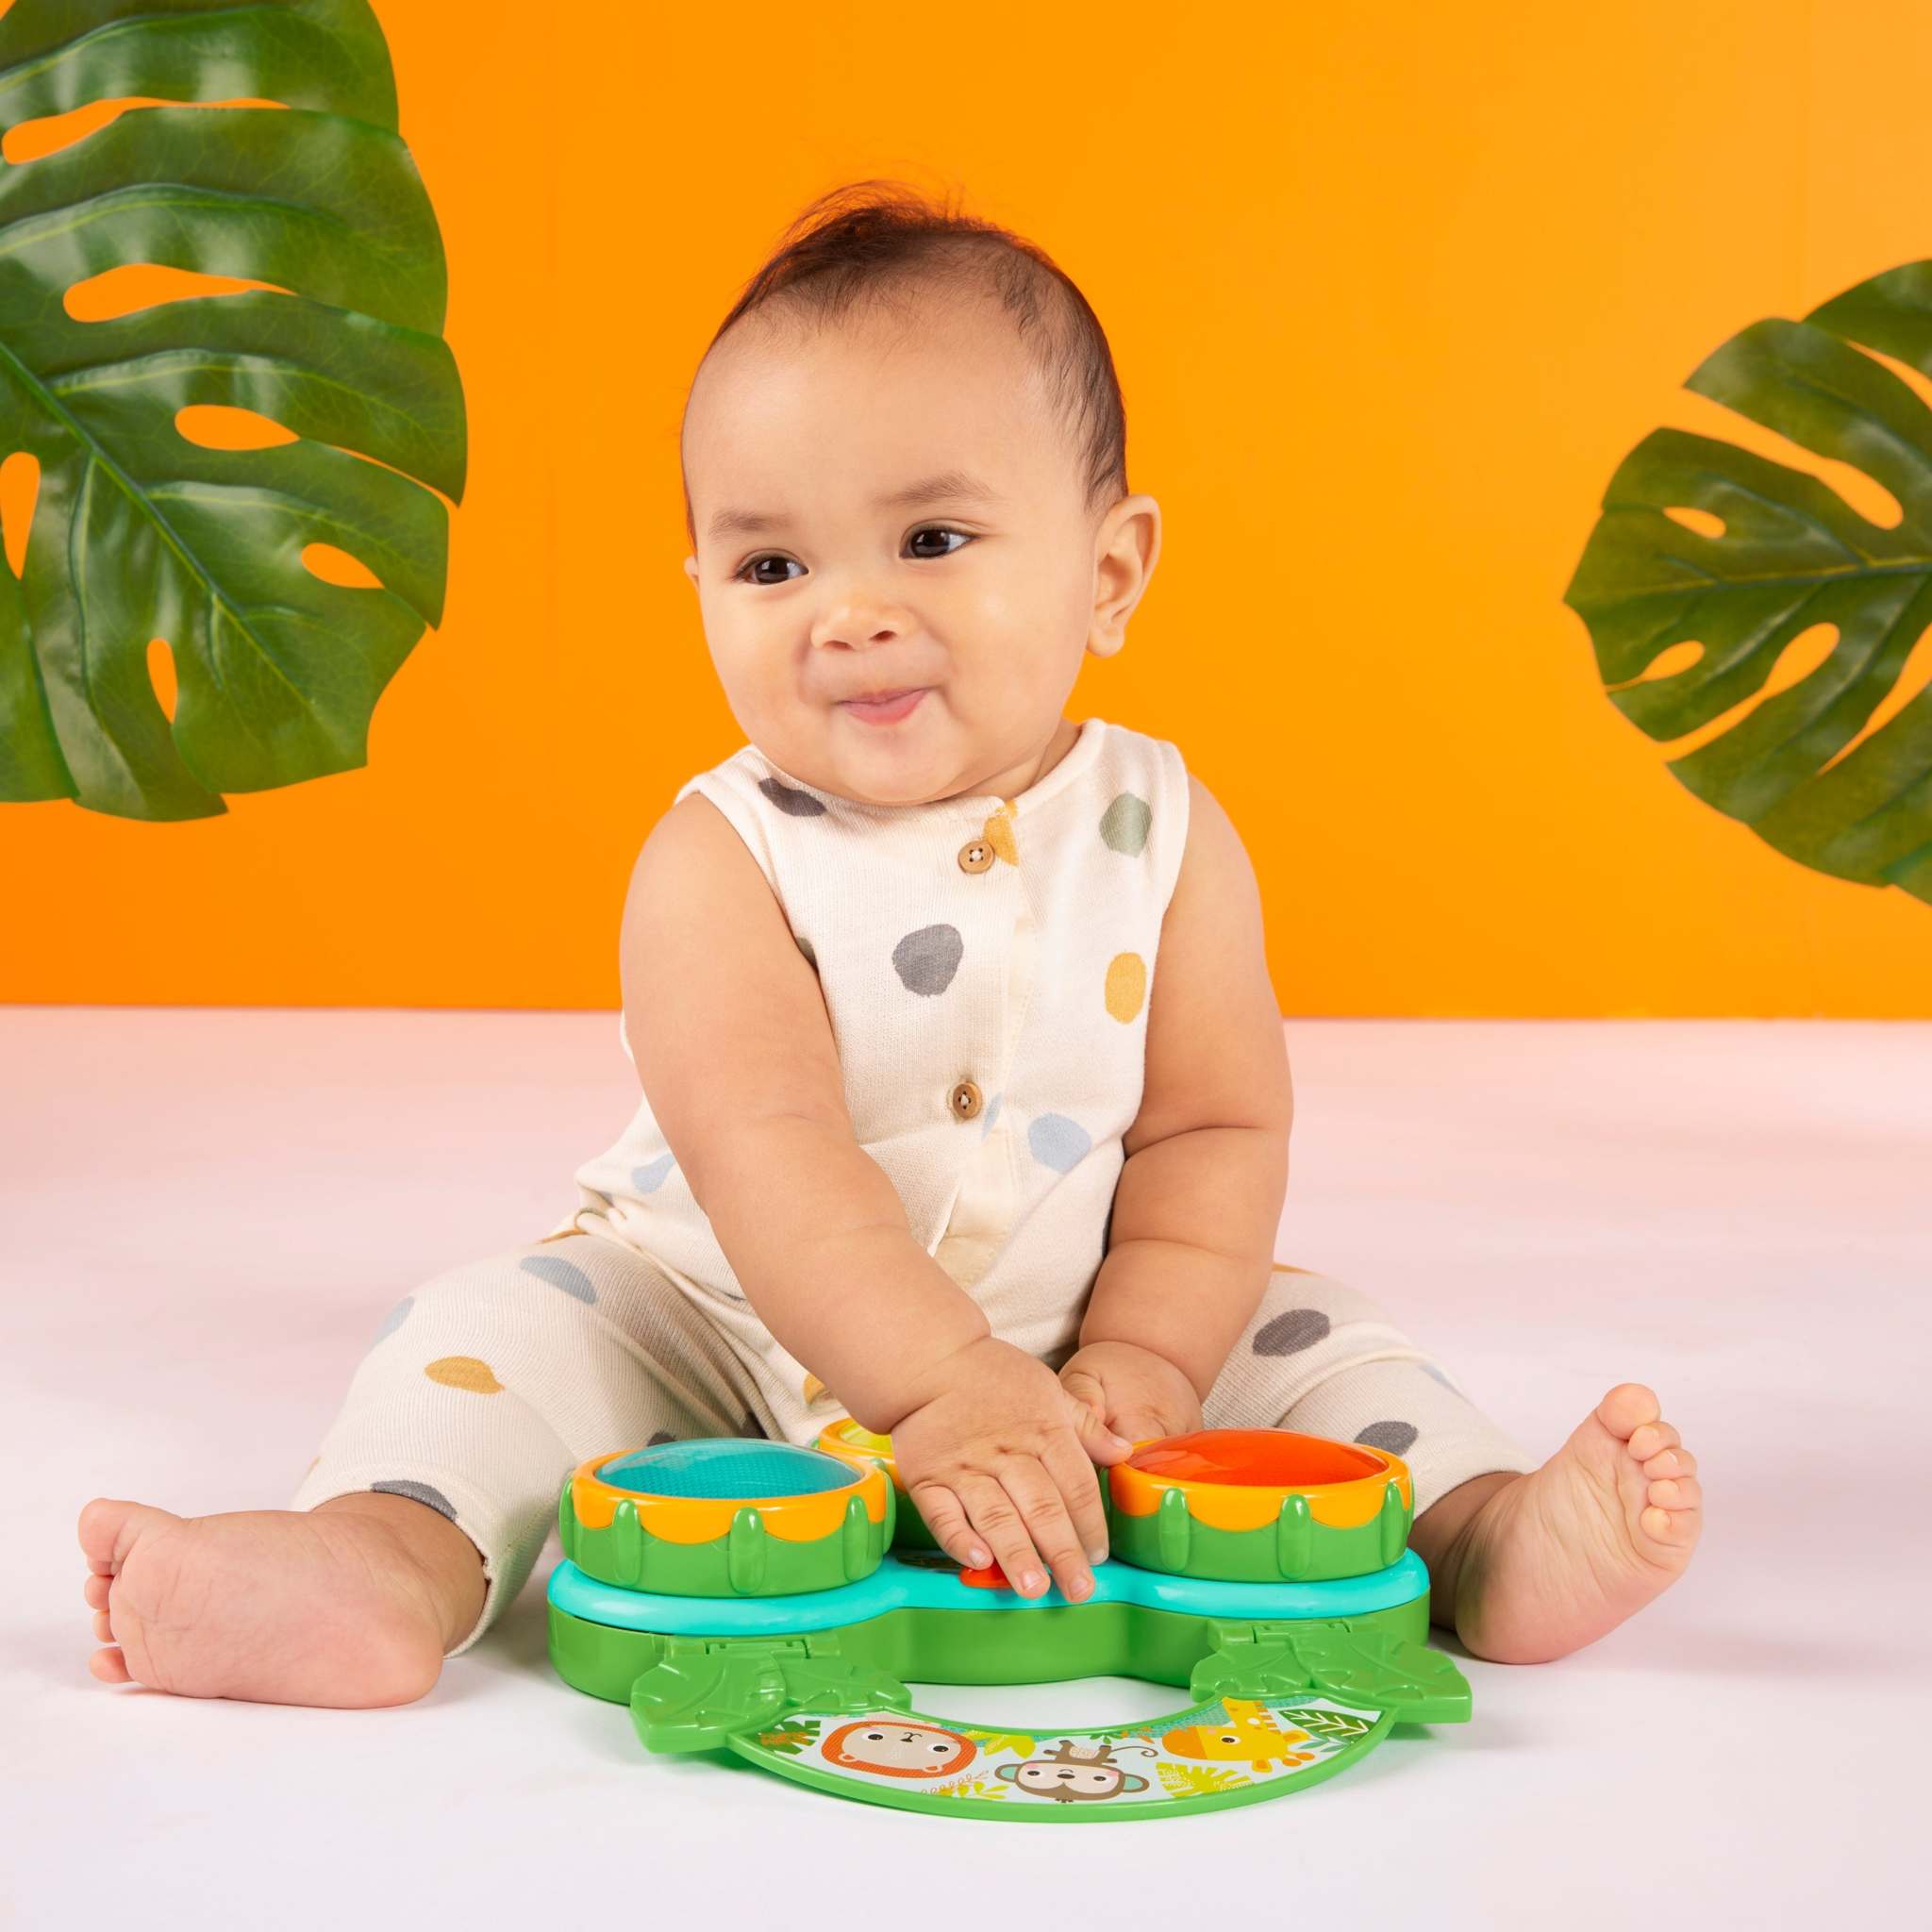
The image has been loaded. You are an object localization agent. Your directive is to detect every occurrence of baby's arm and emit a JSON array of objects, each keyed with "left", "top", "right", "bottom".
[
  {"left": 619, "top": 794, "right": 1129, "bottom": 1597},
  {"left": 1063, "top": 775, "right": 1292, "bottom": 1436}
]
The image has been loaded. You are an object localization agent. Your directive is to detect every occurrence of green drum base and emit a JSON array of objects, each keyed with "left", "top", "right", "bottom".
[{"left": 548, "top": 1550, "right": 1468, "bottom": 1822}]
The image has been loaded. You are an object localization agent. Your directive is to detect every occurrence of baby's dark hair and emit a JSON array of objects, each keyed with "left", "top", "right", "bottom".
[{"left": 682, "top": 178, "right": 1129, "bottom": 544}]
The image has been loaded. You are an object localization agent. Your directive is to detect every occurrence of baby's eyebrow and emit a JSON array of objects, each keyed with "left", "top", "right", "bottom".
[{"left": 707, "top": 469, "right": 1007, "bottom": 543}]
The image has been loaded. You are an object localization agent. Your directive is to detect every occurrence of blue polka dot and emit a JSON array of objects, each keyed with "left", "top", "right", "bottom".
[
  {"left": 371, "top": 1296, "right": 412, "bottom": 1344},
  {"left": 631, "top": 1154, "right": 675, "bottom": 1193},
  {"left": 519, "top": 1255, "right": 597, "bottom": 1304},
  {"left": 979, "top": 1091, "right": 1003, "bottom": 1140},
  {"left": 1027, "top": 1113, "right": 1091, "bottom": 1173},
  {"left": 1420, "top": 1362, "right": 1458, "bottom": 1392}
]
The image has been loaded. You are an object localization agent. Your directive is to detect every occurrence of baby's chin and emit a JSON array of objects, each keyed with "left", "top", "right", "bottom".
[{"left": 762, "top": 706, "right": 992, "bottom": 808}]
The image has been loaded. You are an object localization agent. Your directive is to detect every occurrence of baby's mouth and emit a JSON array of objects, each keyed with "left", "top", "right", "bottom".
[{"left": 837, "top": 687, "right": 929, "bottom": 725}]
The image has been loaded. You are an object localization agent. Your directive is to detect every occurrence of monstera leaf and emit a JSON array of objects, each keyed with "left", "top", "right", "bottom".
[
  {"left": 0, "top": 0, "right": 465, "bottom": 821},
  {"left": 1565, "top": 261, "right": 1932, "bottom": 907}
]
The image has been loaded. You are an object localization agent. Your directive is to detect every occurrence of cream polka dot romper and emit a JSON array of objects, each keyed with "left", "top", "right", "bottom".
[{"left": 291, "top": 717, "right": 1532, "bottom": 1649}]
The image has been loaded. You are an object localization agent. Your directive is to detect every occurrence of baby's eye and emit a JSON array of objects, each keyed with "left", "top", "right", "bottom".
[
  {"left": 731, "top": 526, "right": 974, "bottom": 585},
  {"left": 906, "top": 525, "right": 973, "bottom": 560}
]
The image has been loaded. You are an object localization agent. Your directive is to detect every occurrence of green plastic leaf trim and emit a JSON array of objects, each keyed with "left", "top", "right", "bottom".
[
  {"left": 1563, "top": 259, "right": 1932, "bottom": 907},
  {"left": 0, "top": 0, "right": 466, "bottom": 820}
]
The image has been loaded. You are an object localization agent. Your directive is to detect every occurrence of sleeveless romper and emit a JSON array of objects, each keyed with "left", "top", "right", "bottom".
[
  {"left": 291, "top": 716, "right": 1536, "bottom": 1653},
  {"left": 550, "top": 713, "right": 1190, "bottom": 1427}
]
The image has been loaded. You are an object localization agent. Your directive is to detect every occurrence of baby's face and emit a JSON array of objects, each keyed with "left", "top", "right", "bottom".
[{"left": 681, "top": 294, "right": 1158, "bottom": 807}]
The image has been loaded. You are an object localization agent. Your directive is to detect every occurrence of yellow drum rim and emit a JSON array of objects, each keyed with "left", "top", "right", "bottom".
[
  {"left": 811, "top": 1417, "right": 904, "bottom": 1490},
  {"left": 1109, "top": 1431, "right": 1412, "bottom": 1532},
  {"left": 568, "top": 1448, "right": 891, "bottom": 1545}
]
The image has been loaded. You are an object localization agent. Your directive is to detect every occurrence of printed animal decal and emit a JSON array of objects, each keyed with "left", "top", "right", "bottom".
[
  {"left": 995, "top": 1737, "right": 1158, "bottom": 1804},
  {"left": 1159, "top": 1698, "right": 1315, "bottom": 1772},
  {"left": 821, "top": 1714, "right": 978, "bottom": 1779}
]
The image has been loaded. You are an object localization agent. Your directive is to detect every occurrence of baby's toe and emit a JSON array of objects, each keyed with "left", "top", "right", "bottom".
[
  {"left": 92, "top": 1608, "right": 113, "bottom": 1643},
  {"left": 83, "top": 1574, "right": 109, "bottom": 1612},
  {"left": 1596, "top": 1383, "right": 1662, "bottom": 1442},
  {"left": 1645, "top": 1474, "right": 1702, "bottom": 1513},
  {"left": 89, "top": 1646, "right": 131, "bottom": 1685},
  {"left": 77, "top": 1496, "right": 175, "bottom": 1574},
  {"left": 1640, "top": 1501, "right": 1700, "bottom": 1547},
  {"left": 1626, "top": 1418, "right": 1679, "bottom": 1464},
  {"left": 1641, "top": 1444, "right": 1696, "bottom": 1480}
]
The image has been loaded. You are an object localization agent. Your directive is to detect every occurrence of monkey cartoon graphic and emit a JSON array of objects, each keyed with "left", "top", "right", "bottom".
[
  {"left": 995, "top": 1737, "right": 1157, "bottom": 1804},
  {"left": 820, "top": 1714, "right": 978, "bottom": 1779}
]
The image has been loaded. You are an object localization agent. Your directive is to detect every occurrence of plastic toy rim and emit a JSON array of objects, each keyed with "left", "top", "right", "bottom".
[
  {"left": 811, "top": 1418, "right": 904, "bottom": 1489},
  {"left": 567, "top": 1448, "right": 890, "bottom": 1541},
  {"left": 1109, "top": 1432, "right": 1412, "bottom": 1533}
]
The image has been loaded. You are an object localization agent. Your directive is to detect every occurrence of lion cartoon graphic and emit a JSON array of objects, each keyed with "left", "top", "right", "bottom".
[{"left": 820, "top": 1714, "right": 979, "bottom": 1779}]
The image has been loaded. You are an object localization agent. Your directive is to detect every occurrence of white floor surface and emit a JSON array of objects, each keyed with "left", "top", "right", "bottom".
[{"left": 3, "top": 1010, "right": 1926, "bottom": 1928}]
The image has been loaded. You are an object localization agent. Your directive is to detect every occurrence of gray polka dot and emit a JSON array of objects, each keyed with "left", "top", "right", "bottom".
[
  {"left": 795, "top": 934, "right": 817, "bottom": 970},
  {"left": 631, "top": 1153, "right": 675, "bottom": 1193},
  {"left": 979, "top": 1091, "right": 1003, "bottom": 1140},
  {"left": 646, "top": 1429, "right": 679, "bottom": 1446},
  {"left": 1100, "top": 792, "right": 1152, "bottom": 855},
  {"left": 371, "top": 1296, "right": 413, "bottom": 1344},
  {"left": 1355, "top": 1421, "right": 1420, "bottom": 1457},
  {"left": 372, "top": 1479, "right": 457, "bottom": 1521},
  {"left": 1028, "top": 1112, "right": 1092, "bottom": 1173},
  {"left": 1254, "top": 1307, "right": 1330, "bottom": 1356},
  {"left": 892, "top": 923, "right": 964, "bottom": 995},
  {"left": 758, "top": 775, "right": 826, "bottom": 817},
  {"left": 519, "top": 1255, "right": 597, "bottom": 1304}
]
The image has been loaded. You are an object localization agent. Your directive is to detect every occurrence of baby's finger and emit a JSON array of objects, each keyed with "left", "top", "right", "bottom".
[
  {"left": 1059, "top": 1366, "right": 1108, "bottom": 1421},
  {"left": 1109, "top": 1407, "right": 1181, "bottom": 1445},
  {"left": 997, "top": 1456, "right": 1095, "bottom": 1602},
  {"left": 1067, "top": 1397, "right": 1136, "bottom": 1465},
  {"left": 1040, "top": 1430, "right": 1112, "bottom": 1564},
  {"left": 955, "top": 1471, "right": 1048, "bottom": 1598},
  {"left": 907, "top": 1480, "right": 992, "bottom": 1570}
]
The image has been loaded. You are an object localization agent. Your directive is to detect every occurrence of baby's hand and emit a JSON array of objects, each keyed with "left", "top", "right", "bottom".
[
  {"left": 1058, "top": 1340, "right": 1203, "bottom": 1446},
  {"left": 889, "top": 1336, "right": 1135, "bottom": 1602}
]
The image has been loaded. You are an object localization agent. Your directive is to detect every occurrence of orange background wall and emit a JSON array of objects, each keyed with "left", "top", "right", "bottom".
[{"left": 4, "top": 0, "right": 1929, "bottom": 1016}]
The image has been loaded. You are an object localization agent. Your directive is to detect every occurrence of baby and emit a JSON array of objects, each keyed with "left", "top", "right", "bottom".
[{"left": 75, "top": 182, "right": 1701, "bottom": 1707}]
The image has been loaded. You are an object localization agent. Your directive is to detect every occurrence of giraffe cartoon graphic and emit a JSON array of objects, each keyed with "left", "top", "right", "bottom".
[{"left": 1159, "top": 1698, "right": 1317, "bottom": 1773}]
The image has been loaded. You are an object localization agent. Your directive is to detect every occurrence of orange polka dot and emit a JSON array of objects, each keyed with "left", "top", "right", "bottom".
[
  {"left": 425, "top": 1355, "right": 503, "bottom": 1394},
  {"left": 983, "top": 804, "right": 1018, "bottom": 865},
  {"left": 1105, "top": 952, "right": 1147, "bottom": 1022}
]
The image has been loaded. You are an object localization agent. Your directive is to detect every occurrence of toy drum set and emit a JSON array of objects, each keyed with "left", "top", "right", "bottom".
[{"left": 547, "top": 1424, "right": 1470, "bottom": 1821}]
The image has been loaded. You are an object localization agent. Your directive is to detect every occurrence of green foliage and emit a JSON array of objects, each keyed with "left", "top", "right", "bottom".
[
  {"left": 1565, "top": 260, "right": 1932, "bottom": 906},
  {"left": 0, "top": 0, "right": 465, "bottom": 820}
]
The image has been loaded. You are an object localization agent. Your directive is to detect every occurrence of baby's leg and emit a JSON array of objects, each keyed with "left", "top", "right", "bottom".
[
  {"left": 77, "top": 1233, "right": 772, "bottom": 1707},
  {"left": 1202, "top": 1265, "right": 1702, "bottom": 1663}
]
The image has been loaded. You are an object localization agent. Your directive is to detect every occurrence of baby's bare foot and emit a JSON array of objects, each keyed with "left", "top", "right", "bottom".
[
  {"left": 76, "top": 1491, "right": 486, "bottom": 1707},
  {"left": 1420, "top": 1383, "right": 1702, "bottom": 1664}
]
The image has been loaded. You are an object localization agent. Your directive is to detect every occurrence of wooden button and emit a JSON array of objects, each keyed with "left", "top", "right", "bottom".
[
  {"left": 957, "top": 838, "right": 994, "bottom": 874},
  {"left": 948, "top": 1079, "right": 984, "bottom": 1121}
]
